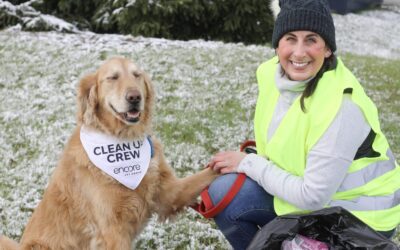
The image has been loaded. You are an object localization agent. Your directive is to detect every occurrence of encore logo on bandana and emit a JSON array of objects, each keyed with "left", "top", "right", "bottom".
[{"left": 80, "top": 125, "right": 151, "bottom": 190}]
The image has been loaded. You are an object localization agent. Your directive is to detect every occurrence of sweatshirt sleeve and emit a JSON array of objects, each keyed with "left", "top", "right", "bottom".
[{"left": 237, "top": 97, "right": 371, "bottom": 210}]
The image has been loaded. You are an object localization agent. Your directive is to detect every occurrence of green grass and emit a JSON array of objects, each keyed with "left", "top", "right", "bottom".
[{"left": 0, "top": 31, "right": 399, "bottom": 248}]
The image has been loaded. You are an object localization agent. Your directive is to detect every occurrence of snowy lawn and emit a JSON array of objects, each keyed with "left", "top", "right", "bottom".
[{"left": 1, "top": 7, "right": 400, "bottom": 249}]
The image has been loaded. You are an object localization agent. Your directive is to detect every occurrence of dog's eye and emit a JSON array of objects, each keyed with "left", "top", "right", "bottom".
[
  {"left": 132, "top": 71, "right": 141, "bottom": 78},
  {"left": 107, "top": 74, "right": 119, "bottom": 80}
]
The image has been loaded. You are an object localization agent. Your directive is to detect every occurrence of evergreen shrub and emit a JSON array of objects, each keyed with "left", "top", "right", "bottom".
[{"left": 40, "top": 0, "right": 274, "bottom": 44}]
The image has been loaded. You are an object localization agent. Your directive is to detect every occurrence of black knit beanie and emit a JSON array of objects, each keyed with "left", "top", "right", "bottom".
[{"left": 272, "top": 0, "right": 336, "bottom": 52}]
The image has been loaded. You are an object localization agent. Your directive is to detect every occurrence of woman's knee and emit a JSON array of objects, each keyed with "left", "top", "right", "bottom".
[
  {"left": 208, "top": 173, "right": 240, "bottom": 204},
  {"left": 208, "top": 173, "right": 272, "bottom": 208},
  {"left": 208, "top": 174, "right": 276, "bottom": 249}
]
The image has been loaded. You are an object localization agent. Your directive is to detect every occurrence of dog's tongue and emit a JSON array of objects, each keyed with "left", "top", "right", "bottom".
[{"left": 126, "top": 111, "right": 140, "bottom": 119}]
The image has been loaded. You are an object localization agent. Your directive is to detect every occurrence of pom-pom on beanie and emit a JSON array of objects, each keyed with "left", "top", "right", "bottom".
[{"left": 272, "top": 0, "right": 336, "bottom": 52}]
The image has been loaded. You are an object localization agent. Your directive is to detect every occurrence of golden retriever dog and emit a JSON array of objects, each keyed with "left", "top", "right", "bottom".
[{"left": 0, "top": 57, "right": 219, "bottom": 250}]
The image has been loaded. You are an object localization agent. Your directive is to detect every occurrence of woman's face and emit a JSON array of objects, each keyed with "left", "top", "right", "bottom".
[{"left": 276, "top": 31, "right": 332, "bottom": 81}]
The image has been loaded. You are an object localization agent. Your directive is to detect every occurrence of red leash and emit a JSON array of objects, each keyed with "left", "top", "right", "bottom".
[{"left": 192, "top": 140, "right": 256, "bottom": 219}]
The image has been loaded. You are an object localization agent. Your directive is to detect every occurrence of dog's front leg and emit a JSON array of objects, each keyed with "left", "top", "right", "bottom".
[
  {"left": 157, "top": 162, "right": 219, "bottom": 218},
  {"left": 153, "top": 139, "right": 220, "bottom": 218},
  {"left": 174, "top": 167, "right": 219, "bottom": 207}
]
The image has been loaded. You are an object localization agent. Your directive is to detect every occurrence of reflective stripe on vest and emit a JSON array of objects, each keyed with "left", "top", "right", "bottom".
[
  {"left": 329, "top": 188, "right": 400, "bottom": 211},
  {"left": 337, "top": 149, "right": 396, "bottom": 192},
  {"left": 254, "top": 56, "right": 400, "bottom": 231}
]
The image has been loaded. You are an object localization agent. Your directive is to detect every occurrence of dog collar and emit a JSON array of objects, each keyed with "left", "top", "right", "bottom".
[{"left": 80, "top": 125, "right": 153, "bottom": 190}]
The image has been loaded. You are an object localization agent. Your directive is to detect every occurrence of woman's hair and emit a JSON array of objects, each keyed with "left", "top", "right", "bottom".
[
  {"left": 280, "top": 54, "right": 338, "bottom": 112},
  {"left": 299, "top": 54, "right": 337, "bottom": 112}
]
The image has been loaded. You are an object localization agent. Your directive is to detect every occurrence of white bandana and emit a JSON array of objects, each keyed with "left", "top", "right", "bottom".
[{"left": 80, "top": 125, "right": 152, "bottom": 190}]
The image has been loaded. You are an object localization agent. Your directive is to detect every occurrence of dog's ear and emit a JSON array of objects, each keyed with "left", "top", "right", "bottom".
[
  {"left": 77, "top": 72, "right": 98, "bottom": 124},
  {"left": 143, "top": 72, "right": 155, "bottom": 105}
]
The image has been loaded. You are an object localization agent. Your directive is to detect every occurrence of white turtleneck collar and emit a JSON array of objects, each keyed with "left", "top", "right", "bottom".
[{"left": 274, "top": 64, "right": 314, "bottom": 104}]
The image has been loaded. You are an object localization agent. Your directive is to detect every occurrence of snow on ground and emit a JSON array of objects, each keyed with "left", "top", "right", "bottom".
[
  {"left": 0, "top": 5, "right": 399, "bottom": 249},
  {"left": 334, "top": 9, "right": 400, "bottom": 59}
]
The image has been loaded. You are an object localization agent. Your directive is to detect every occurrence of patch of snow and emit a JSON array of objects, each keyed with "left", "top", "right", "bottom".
[
  {"left": 126, "top": 0, "right": 137, "bottom": 7},
  {"left": 333, "top": 9, "right": 400, "bottom": 59},
  {"left": 0, "top": 0, "right": 79, "bottom": 33},
  {"left": 0, "top": 0, "right": 17, "bottom": 13},
  {"left": 24, "top": 14, "right": 81, "bottom": 33}
]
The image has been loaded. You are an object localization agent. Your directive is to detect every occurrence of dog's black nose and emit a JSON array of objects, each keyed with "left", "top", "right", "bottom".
[{"left": 126, "top": 90, "right": 141, "bottom": 104}]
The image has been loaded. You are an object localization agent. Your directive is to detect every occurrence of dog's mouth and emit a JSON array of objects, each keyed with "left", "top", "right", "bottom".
[
  {"left": 110, "top": 104, "right": 141, "bottom": 124},
  {"left": 123, "top": 108, "right": 141, "bottom": 123}
]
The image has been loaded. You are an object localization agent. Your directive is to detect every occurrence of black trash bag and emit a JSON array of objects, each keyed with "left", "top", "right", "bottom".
[{"left": 247, "top": 206, "right": 399, "bottom": 250}]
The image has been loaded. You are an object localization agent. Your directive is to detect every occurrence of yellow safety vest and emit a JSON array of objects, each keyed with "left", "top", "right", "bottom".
[{"left": 254, "top": 56, "right": 400, "bottom": 231}]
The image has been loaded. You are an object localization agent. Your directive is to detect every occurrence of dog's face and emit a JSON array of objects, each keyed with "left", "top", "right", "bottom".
[
  {"left": 97, "top": 58, "right": 146, "bottom": 125},
  {"left": 77, "top": 57, "right": 154, "bottom": 138}
]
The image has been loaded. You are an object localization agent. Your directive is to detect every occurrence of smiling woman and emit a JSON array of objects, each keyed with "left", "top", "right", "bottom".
[
  {"left": 276, "top": 30, "right": 337, "bottom": 111},
  {"left": 276, "top": 31, "right": 332, "bottom": 82},
  {"left": 205, "top": 0, "right": 400, "bottom": 249}
]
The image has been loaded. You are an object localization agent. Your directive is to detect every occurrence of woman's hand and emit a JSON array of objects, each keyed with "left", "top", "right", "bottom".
[{"left": 208, "top": 151, "right": 247, "bottom": 174}]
